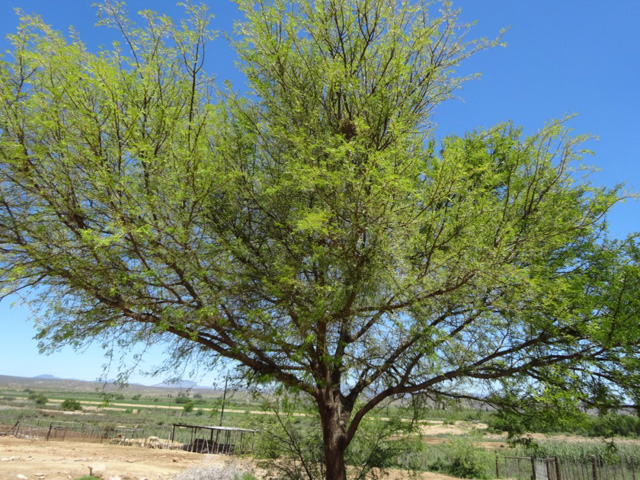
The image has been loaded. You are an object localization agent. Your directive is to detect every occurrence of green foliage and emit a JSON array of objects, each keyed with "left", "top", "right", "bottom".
[
  {"left": 256, "top": 396, "right": 326, "bottom": 480},
  {"left": 61, "top": 399, "right": 82, "bottom": 411},
  {"left": 182, "top": 400, "right": 194, "bottom": 414},
  {"left": 346, "top": 415, "right": 424, "bottom": 478},
  {"left": 582, "top": 414, "right": 640, "bottom": 438},
  {"left": 256, "top": 394, "right": 425, "bottom": 480},
  {"left": 429, "top": 438, "right": 493, "bottom": 479},
  {"left": 100, "top": 393, "right": 124, "bottom": 406},
  {"left": 31, "top": 393, "right": 48, "bottom": 406},
  {"left": 0, "top": 1, "right": 638, "bottom": 478}
]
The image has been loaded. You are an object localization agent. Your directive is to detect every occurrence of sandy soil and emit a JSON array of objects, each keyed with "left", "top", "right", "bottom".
[
  {"left": 0, "top": 435, "right": 466, "bottom": 480},
  {"left": 0, "top": 435, "right": 234, "bottom": 480},
  {"left": 418, "top": 421, "right": 488, "bottom": 437}
]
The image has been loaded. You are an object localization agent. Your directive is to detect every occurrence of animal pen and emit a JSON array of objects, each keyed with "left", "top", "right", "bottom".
[{"left": 170, "top": 423, "right": 257, "bottom": 454}]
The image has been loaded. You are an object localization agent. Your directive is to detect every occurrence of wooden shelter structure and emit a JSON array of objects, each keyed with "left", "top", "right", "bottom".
[{"left": 170, "top": 423, "right": 257, "bottom": 454}]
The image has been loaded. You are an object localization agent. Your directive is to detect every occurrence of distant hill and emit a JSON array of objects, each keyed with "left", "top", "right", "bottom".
[
  {"left": 151, "top": 379, "right": 211, "bottom": 389},
  {"left": 0, "top": 374, "right": 220, "bottom": 395}
]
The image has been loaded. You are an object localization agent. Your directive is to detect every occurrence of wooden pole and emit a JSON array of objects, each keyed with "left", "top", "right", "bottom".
[
  {"left": 495, "top": 454, "right": 500, "bottom": 478},
  {"left": 591, "top": 455, "right": 598, "bottom": 480},
  {"left": 555, "top": 456, "right": 562, "bottom": 480},
  {"left": 531, "top": 456, "right": 537, "bottom": 480},
  {"left": 219, "top": 374, "right": 229, "bottom": 427}
]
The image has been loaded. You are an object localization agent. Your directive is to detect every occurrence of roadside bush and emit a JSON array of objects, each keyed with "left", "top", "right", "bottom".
[{"left": 33, "top": 394, "right": 48, "bottom": 406}]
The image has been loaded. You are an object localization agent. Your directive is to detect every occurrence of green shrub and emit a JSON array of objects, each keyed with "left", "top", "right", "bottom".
[
  {"left": 183, "top": 400, "right": 195, "bottom": 414},
  {"left": 34, "top": 394, "right": 48, "bottom": 406},
  {"left": 581, "top": 414, "right": 640, "bottom": 438},
  {"left": 430, "top": 438, "right": 492, "bottom": 479},
  {"left": 61, "top": 399, "right": 83, "bottom": 411}
]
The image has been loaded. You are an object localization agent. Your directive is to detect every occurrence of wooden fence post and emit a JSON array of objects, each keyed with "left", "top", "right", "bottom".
[
  {"left": 591, "top": 455, "right": 598, "bottom": 480},
  {"left": 531, "top": 456, "right": 537, "bottom": 480},
  {"left": 495, "top": 454, "right": 500, "bottom": 478},
  {"left": 554, "top": 456, "right": 561, "bottom": 480}
]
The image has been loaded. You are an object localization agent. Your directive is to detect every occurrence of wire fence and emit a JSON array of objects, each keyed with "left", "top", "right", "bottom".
[
  {"left": 0, "top": 417, "right": 254, "bottom": 454},
  {"left": 497, "top": 454, "right": 640, "bottom": 480}
]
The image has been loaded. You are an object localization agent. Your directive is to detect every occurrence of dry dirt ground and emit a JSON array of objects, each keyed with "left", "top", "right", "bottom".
[
  {"left": 0, "top": 435, "right": 464, "bottom": 480},
  {"left": 0, "top": 435, "right": 231, "bottom": 480}
]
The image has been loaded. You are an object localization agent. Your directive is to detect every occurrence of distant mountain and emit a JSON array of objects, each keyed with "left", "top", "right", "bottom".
[
  {"left": 0, "top": 374, "right": 221, "bottom": 395},
  {"left": 151, "top": 379, "right": 211, "bottom": 389}
]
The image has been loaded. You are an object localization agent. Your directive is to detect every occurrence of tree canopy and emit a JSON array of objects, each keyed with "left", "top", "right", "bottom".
[{"left": 1, "top": 1, "right": 639, "bottom": 479}]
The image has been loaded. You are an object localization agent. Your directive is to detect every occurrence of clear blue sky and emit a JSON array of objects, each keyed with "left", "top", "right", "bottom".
[{"left": 0, "top": 1, "right": 638, "bottom": 385}]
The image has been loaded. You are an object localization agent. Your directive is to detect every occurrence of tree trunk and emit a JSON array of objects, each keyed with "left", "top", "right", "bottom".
[{"left": 319, "top": 395, "right": 349, "bottom": 480}]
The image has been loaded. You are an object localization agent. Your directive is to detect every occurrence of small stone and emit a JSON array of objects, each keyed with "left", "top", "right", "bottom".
[
  {"left": 172, "top": 457, "right": 179, "bottom": 463},
  {"left": 1, "top": 457, "right": 9, "bottom": 461},
  {"left": 16, "top": 475, "right": 27, "bottom": 480},
  {"left": 89, "top": 463, "right": 106, "bottom": 476}
]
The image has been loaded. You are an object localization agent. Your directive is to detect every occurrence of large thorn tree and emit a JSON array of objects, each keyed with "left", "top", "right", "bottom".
[{"left": 1, "top": 1, "right": 639, "bottom": 479}]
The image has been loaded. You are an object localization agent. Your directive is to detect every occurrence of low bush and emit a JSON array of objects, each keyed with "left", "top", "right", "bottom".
[
  {"left": 429, "top": 438, "right": 493, "bottom": 479},
  {"left": 61, "top": 399, "right": 82, "bottom": 411}
]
